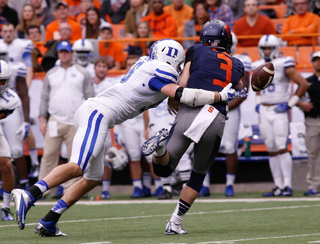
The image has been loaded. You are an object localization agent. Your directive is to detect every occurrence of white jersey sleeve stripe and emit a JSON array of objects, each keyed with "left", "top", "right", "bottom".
[{"left": 154, "top": 68, "right": 178, "bottom": 83}]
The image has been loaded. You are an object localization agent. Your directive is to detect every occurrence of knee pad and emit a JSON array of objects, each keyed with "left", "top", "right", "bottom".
[
  {"left": 223, "top": 142, "right": 236, "bottom": 154},
  {"left": 186, "top": 170, "right": 206, "bottom": 192},
  {"left": 152, "top": 161, "right": 174, "bottom": 178},
  {"left": 11, "top": 145, "right": 23, "bottom": 158}
]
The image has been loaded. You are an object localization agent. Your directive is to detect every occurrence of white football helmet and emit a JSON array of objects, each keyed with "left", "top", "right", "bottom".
[
  {"left": 105, "top": 147, "right": 129, "bottom": 171},
  {"left": 72, "top": 39, "right": 94, "bottom": 66},
  {"left": 258, "top": 34, "right": 280, "bottom": 61},
  {"left": 0, "top": 60, "right": 11, "bottom": 95},
  {"left": 149, "top": 39, "right": 185, "bottom": 74},
  {"left": 231, "top": 31, "right": 237, "bottom": 55},
  {"left": 0, "top": 42, "right": 9, "bottom": 62}
]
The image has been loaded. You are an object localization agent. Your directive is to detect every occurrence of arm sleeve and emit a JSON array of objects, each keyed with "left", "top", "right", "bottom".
[{"left": 149, "top": 77, "right": 174, "bottom": 91}]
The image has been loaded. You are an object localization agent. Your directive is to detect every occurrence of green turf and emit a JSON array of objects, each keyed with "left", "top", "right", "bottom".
[{"left": 1, "top": 194, "right": 320, "bottom": 244}]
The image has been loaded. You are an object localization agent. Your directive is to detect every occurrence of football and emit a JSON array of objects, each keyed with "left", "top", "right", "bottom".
[{"left": 251, "top": 62, "right": 274, "bottom": 92}]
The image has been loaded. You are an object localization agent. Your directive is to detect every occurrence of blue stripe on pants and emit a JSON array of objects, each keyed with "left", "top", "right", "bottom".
[
  {"left": 82, "top": 113, "right": 104, "bottom": 171},
  {"left": 77, "top": 110, "right": 98, "bottom": 169}
]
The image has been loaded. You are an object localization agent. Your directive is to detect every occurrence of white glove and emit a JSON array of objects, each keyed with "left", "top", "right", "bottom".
[
  {"left": 235, "top": 87, "right": 248, "bottom": 98},
  {"left": 219, "top": 83, "right": 235, "bottom": 103},
  {"left": 16, "top": 122, "right": 30, "bottom": 140}
]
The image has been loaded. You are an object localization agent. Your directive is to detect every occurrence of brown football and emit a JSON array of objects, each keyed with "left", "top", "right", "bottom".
[{"left": 251, "top": 62, "right": 274, "bottom": 92}]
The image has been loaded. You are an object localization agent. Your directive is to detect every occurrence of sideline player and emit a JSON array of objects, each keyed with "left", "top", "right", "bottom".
[
  {"left": 0, "top": 42, "right": 31, "bottom": 190},
  {"left": 11, "top": 38, "right": 246, "bottom": 236},
  {"left": 142, "top": 20, "right": 247, "bottom": 234},
  {"left": 0, "top": 60, "right": 21, "bottom": 221},
  {"left": 254, "top": 34, "right": 308, "bottom": 197}
]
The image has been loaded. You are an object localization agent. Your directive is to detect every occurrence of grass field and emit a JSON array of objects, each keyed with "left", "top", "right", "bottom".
[{"left": 1, "top": 192, "right": 320, "bottom": 244}]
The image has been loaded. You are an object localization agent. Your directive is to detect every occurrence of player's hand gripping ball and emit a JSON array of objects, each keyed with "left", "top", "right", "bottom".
[{"left": 251, "top": 62, "right": 274, "bottom": 92}]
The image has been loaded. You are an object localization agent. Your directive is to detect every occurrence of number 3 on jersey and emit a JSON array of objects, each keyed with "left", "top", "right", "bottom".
[{"left": 213, "top": 52, "right": 233, "bottom": 88}]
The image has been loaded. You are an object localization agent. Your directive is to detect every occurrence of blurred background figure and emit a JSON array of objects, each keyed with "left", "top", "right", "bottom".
[
  {"left": 124, "top": 0, "right": 151, "bottom": 38},
  {"left": 164, "top": 0, "right": 194, "bottom": 37},
  {"left": 183, "top": 2, "right": 210, "bottom": 49},
  {"left": 83, "top": 6, "right": 104, "bottom": 39},
  {"left": 101, "top": 0, "right": 130, "bottom": 24},
  {"left": 233, "top": 0, "right": 276, "bottom": 47},
  {"left": 206, "top": 0, "right": 234, "bottom": 29}
]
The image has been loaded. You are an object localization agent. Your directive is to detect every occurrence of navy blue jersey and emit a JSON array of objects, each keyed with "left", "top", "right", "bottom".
[{"left": 185, "top": 43, "right": 244, "bottom": 114}]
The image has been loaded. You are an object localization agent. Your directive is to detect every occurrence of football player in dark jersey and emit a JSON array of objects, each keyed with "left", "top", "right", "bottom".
[{"left": 142, "top": 19, "right": 247, "bottom": 235}]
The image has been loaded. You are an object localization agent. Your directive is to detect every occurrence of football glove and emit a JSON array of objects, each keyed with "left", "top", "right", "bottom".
[
  {"left": 219, "top": 83, "right": 235, "bottom": 103},
  {"left": 274, "top": 103, "right": 290, "bottom": 113},
  {"left": 235, "top": 87, "right": 248, "bottom": 98},
  {"left": 16, "top": 122, "right": 30, "bottom": 139}
]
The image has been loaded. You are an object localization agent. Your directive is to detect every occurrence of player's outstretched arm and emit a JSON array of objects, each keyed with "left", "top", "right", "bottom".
[{"left": 161, "top": 83, "right": 244, "bottom": 107}]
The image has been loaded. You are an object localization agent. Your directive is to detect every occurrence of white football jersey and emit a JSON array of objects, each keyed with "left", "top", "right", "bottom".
[
  {"left": 252, "top": 56, "right": 295, "bottom": 104},
  {"left": 234, "top": 54, "right": 252, "bottom": 73},
  {"left": 93, "top": 76, "right": 117, "bottom": 96},
  {"left": 87, "top": 57, "right": 179, "bottom": 126},
  {"left": 0, "top": 88, "right": 21, "bottom": 110},
  {"left": 8, "top": 61, "right": 27, "bottom": 92},
  {"left": 0, "top": 39, "right": 33, "bottom": 63},
  {"left": 148, "top": 99, "right": 175, "bottom": 131}
]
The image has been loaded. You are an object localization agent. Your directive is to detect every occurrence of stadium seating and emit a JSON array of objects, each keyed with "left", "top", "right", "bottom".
[{"left": 259, "top": 4, "right": 287, "bottom": 18}]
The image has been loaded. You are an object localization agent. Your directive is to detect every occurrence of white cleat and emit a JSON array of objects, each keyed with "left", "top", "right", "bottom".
[
  {"left": 142, "top": 128, "right": 169, "bottom": 156},
  {"left": 165, "top": 221, "right": 188, "bottom": 235},
  {"left": 11, "top": 189, "right": 35, "bottom": 230}
]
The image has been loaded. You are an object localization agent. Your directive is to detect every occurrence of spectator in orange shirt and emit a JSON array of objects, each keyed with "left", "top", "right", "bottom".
[
  {"left": 27, "top": 25, "right": 46, "bottom": 71},
  {"left": 64, "top": 0, "right": 101, "bottom": 16},
  {"left": 233, "top": 0, "right": 276, "bottom": 47},
  {"left": 98, "top": 22, "right": 125, "bottom": 70},
  {"left": 163, "top": 0, "right": 193, "bottom": 37},
  {"left": 281, "top": 0, "right": 319, "bottom": 46},
  {"left": 141, "top": 0, "right": 178, "bottom": 38},
  {"left": 45, "top": 1, "right": 82, "bottom": 42}
]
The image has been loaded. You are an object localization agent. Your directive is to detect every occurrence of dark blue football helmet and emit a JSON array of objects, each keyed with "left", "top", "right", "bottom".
[{"left": 200, "top": 19, "right": 233, "bottom": 54}]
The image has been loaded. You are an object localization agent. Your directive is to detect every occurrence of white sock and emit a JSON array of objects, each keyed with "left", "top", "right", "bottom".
[
  {"left": 143, "top": 173, "right": 152, "bottom": 189},
  {"left": 154, "top": 179, "right": 163, "bottom": 189},
  {"left": 278, "top": 152, "right": 292, "bottom": 188},
  {"left": 226, "top": 173, "right": 236, "bottom": 186},
  {"left": 269, "top": 155, "right": 283, "bottom": 189},
  {"left": 29, "top": 149, "right": 39, "bottom": 166},
  {"left": 102, "top": 179, "right": 111, "bottom": 192},
  {"left": 202, "top": 173, "right": 210, "bottom": 187},
  {"left": 2, "top": 190, "right": 11, "bottom": 209},
  {"left": 132, "top": 179, "right": 143, "bottom": 189}
]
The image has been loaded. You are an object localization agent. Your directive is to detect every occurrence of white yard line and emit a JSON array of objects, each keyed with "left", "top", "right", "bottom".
[
  {"left": 1, "top": 203, "right": 320, "bottom": 229},
  {"left": 196, "top": 233, "right": 320, "bottom": 243},
  {"left": 27, "top": 197, "right": 320, "bottom": 205}
]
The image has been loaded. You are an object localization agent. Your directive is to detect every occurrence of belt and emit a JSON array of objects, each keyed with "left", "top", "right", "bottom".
[{"left": 261, "top": 103, "right": 276, "bottom": 106}]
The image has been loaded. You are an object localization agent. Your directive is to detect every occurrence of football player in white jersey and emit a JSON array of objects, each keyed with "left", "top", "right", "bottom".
[
  {"left": 199, "top": 32, "right": 252, "bottom": 197},
  {"left": 0, "top": 23, "right": 34, "bottom": 88},
  {"left": 253, "top": 34, "right": 308, "bottom": 197},
  {"left": 0, "top": 60, "right": 21, "bottom": 221},
  {"left": 11, "top": 39, "right": 241, "bottom": 236},
  {"left": 0, "top": 43, "right": 33, "bottom": 190}
]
